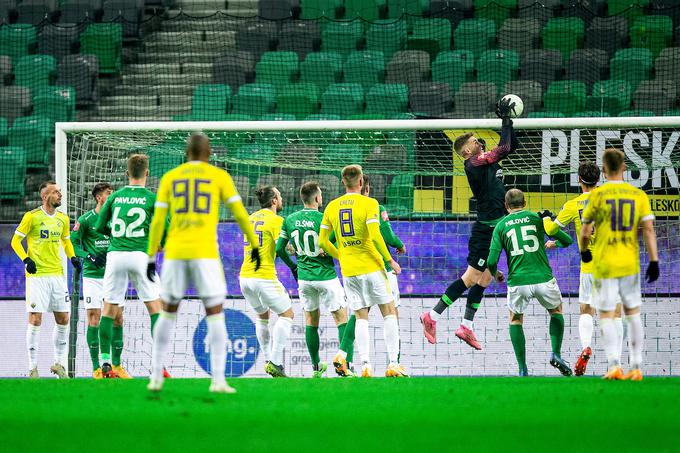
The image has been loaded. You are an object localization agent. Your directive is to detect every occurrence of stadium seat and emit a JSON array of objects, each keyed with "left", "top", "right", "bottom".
[
  {"left": 630, "top": 15, "right": 673, "bottom": 58},
  {"left": 410, "top": 82, "right": 452, "bottom": 116},
  {"left": 407, "top": 18, "right": 452, "bottom": 58},
  {"left": 0, "top": 56, "right": 10, "bottom": 85},
  {"left": 519, "top": 49, "right": 562, "bottom": 91},
  {"left": 618, "top": 109, "right": 655, "bottom": 116},
  {"left": 233, "top": 83, "right": 276, "bottom": 116},
  {"left": 14, "top": 55, "right": 56, "bottom": 91},
  {"left": 300, "top": 0, "right": 342, "bottom": 19},
  {"left": 565, "top": 49, "right": 609, "bottom": 90},
  {"left": 543, "top": 80, "right": 587, "bottom": 115},
  {"left": 633, "top": 80, "right": 677, "bottom": 114},
  {"left": 432, "top": 50, "right": 474, "bottom": 92},
  {"left": 655, "top": 47, "right": 680, "bottom": 91},
  {"left": 0, "top": 86, "right": 32, "bottom": 125},
  {"left": 498, "top": 18, "right": 541, "bottom": 57},
  {"left": 585, "top": 16, "right": 628, "bottom": 57},
  {"left": 517, "top": 0, "right": 556, "bottom": 24},
  {"left": 320, "top": 83, "right": 364, "bottom": 117},
  {"left": 258, "top": 0, "right": 295, "bottom": 20},
  {"left": 385, "top": 50, "right": 430, "bottom": 92},
  {"left": 16, "top": 0, "right": 56, "bottom": 25},
  {"left": 235, "top": 21, "right": 278, "bottom": 59},
  {"left": 386, "top": 173, "right": 414, "bottom": 212},
  {"left": 664, "top": 108, "right": 680, "bottom": 116},
  {"left": 454, "top": 82, "right": 496, "bottom": 118},
  {"left": 322, "top": 21, "right": 363, "bottom": 57},
  {"left": 255, "top": 51, "right": 299, "bottom": 89},
  {"left": 344, "top": 0, "right": 383, "bottom": 21},
  {"left": 33, "top": 86, "right": 76, "bottom": 122},
  {"left": 0, "top": 117, "right": 7, "bottom": 145},
  {"left": 477, "top": 49, "right": 519, "bottom": 94},
  {"left": 541, "top": 17, "right": 585, "bottom": 59},
  {"left": 366, "top": 83, "right": 408, "bottom": 114},
  {"left": 276, "top": 83, "right": 320, "bottom": 118},
  {"left": 343, "top": 50, "right": 385, "bottom": 90},
  {"left": 611, "top": 47, "right": 653, "bottom": 91},
  {"left": 58, "top": 0, "right": 97, "bottom": 25},
  {"left": 192, "top": 84, "right": 231, "bottom": 116},
  {"left": 0, "top": 146, "right": 26, "bottom": 199},
  {"left": 454, "top": 19, "right": 496, "bottom": 56},
  {"left": 80, "top": 23, "right": 123, "bottom": 74},
  {"left": 587, "top": 80, "right": 633, "bottom": 115},
  {"left": 300, "top": 52, "right": 343, "bottom": 92},
  {"left": 387, "top": 0, "right": 427, "bottom": 18},
  {"left": 474, "top": 0, "right": 517, "bottom": 29},
  {"left": 502, "top": 80, "right": 543, "bottom": 115},
  {"left": 102, "top": 0, "right": 143, "bottom": 38},
  {"left": 57, "top": 54, "right": 98, "bottom": 106},
  {"left": 574, "top": 111, "right": 611, "bottom": 117},
  {"left": 366, "top": 19, "right": 408, "bottom": 61},
  {"left": 213, "top": 51, "right": 256, "bottom": 92},
  {"left": 0, "top": 24, "right": 37, "bottom": 61},
  {"left": 38, "top": 24, "right": 80, "bottom": 59},
  {"left": 278, "top": 21, "right": 321, "bottom": 58},
  {"left": 608, "top": 0, "right": 649, "bottom": 25},
  {"left": 9, "top": 115, "right": 51, "bottom": 169}
]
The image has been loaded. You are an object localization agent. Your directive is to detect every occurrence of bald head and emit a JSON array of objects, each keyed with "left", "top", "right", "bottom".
[
  {"left": 505, "top": 188, "right": 525, "bottom": 211},
  {"left": 187, "top": 132, "right": 211, "bottom": 161}
]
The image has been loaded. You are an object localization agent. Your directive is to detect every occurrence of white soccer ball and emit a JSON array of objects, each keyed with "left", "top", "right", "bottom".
[{"left": 501, "top": 94, "right": 524, "bottom": 118}]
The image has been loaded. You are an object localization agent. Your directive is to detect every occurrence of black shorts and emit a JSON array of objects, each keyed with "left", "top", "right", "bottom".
[{"left": 467, "top": 221, "right": 494, "bottom": 271}]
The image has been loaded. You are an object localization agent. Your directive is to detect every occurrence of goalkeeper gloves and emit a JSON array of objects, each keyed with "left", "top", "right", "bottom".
[
  {"left": 646, "top": 261, "right": 659, "bottom": 283},
  {"left": 495, "top": 97, "right": 514, "bottom": 127},
  {"left": 251, "top": 248, "right": 261, "bottom": 272},
  {"left": 70, "top": 257, "right": 82, "bottom": 273},
  {"left": 537, "top": 210, "right": 553, "bottom": 219},
  {"left": 146, "top": 257, "right": 157, "bottom": 282},
  {"left": 86, "top": 253, "right": 107, "bottom": 268},
  {"left": 23, "top": 257, "right": 37, "bottom": 274},
  {"left": 580, "top": 250, "right": 592, "bottom": 263}
]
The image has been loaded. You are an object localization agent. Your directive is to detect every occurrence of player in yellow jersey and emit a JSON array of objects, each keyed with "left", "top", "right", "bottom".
[
  {"left": 11, "top": 181, "right": 82, "bottom": 378},
  {"left": 239, "top": 186, "right": 293, "bottom": 378},
  {"left": 544, "top": 161, "right": 625, "bottom": 375},
  {"left": 580, "top": 148, "right": 658, "bottom": 381},
  {"left": 319, "top": 165, "right": 406, "bottom": 378},
  {"left": 145, "top": 133, "right": 260, "bottom": 394}
]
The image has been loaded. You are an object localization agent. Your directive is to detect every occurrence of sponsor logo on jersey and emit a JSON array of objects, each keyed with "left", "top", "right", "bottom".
[{"left": 40, "top": 229, "right": 49, "bottom": 239}]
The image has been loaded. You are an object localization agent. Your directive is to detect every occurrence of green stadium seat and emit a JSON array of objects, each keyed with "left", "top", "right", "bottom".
[
  {"left": 618, "top": 109, "right": 655, "bottom": 117},
  {"left": 300, "top": 52, "right": 343, "bottom": 92},
  {"left": 15, "top": 55, "right": 56, "bottom": 91},
  {"left": 349, "top": 113, "right": 386, "bottom": 119},
  {"left": 343, "top": 51, "right": 385, "bottom": 90},
  {"left": 80, "top": 23, "right": 123, "bottom": 74},
  {"left": 366, "top": 83, "right": 408, "bottom": 114},
  {"left": 477, "top": 49, "right": 519, "bottom": 94},
  {"left": 608, "top": 0, "right": 649, "bottom": 25},
  {"left": 544, "top": 80, "right": 587, "bottom": 115},
  {"left": 305, "top": 114, "right": 342, "bottom": 120},
  {"left": 255, "top": 52, "right": 299, "bottom": 89},
  {"left": 474, "top": 0, "right": 517, "bottom": 29},
  {"left": 432, "top": 50, "right": 475, "bottom": 92},
  {"left": 33, "top": 86, "right": 76, "bottom": 122},
  {"left": 407, "top": 18, "right": 451, "bottom": 59},
  {"left": 387, "top": 0, "right": 427, "bottom": 18},
  {"left": 276, "top": 83, "right": 320, "bottom": 119},
  {"left": 610, "top": 48, "right": 653, "bottom": 91},
  {"left": 527, "top": 111, "right": 566, "bottom": 118},
  {"left": 148, "top": 145, "right": 184, "bottom": 179},
  {"left": 232, "top": 144, "right": 278, "bottom": 184},
  {"left": 321, "top": 83, "right": 364, "bottom": 117},
  {"left": 9, "top": 115, "right": 51, "bottom": 169},
  {"left": 574, "top": 111, "right": 611, "bottom": 117},
  {"left": 664, "top": 109, "right": 680, "bottom": 116},
  {"left": 366, "top": 19, "right": 408, "bottom": 61},
  {"left": 344, "top": 0, "right": 384, "bottom": 21},
  {"left": 630, "top": 16, "right": 673, "bottom": 58},
  {"left": 260, "top": 113, "right": 296, "bottom": 121},
  {"left": 454, "top": 19, "right": 496, "bottom": 56},
  {"left": 321, "top": 21, "right": 363, "bottom": 57},
  {"left": 192, "top": 84, "right": 231, "bottom": 116},
  {"left": 541, "top": 17, "right": 585, "bottom": 59},
  {"left": 0, "top": 146, "right": 26, "bottom": 199},
  {"left": 233, "top": 83, "right": 276, "bottom": 116},
  {"left": 0, "top": 118, "right": 7, "bottom": 146},
  {"left": 386, "top": 173, "right": 414, "bottom": 213},
  {"left": 587, "top": 80, "right": 632, "bottom": 116},
  {"left": 0, "top": 25, "right": 37, "bottom": 61},
  {"left": 300, "top": 0, "right": 342, "bottom": 19}
]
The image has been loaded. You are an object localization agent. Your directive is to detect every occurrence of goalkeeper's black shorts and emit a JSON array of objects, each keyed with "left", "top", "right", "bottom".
[{"left": 467, "top": 221, "right": 494, "bottom": 272}]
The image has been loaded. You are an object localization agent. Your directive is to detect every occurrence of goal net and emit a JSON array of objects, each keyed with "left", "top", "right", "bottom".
[{"left": 57, "top": 117, "right": 680, "bottom": 377}]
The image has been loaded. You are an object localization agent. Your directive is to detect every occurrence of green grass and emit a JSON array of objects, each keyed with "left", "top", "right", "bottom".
[{"left": 1, "top": 378, "right": 679, "bottom": 452}]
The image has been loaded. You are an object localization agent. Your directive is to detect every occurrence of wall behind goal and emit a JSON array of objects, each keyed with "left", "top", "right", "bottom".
[{"left": 1, "top": 296, "right": 678, "bottom": 378}]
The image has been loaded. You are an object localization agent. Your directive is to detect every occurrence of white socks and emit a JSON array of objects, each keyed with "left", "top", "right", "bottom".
[
  {"left": 206, "top": 312, "right": 226, "bottom": 386},
  {"left": 53, "top": 324, "right": 69, "bottom": 366},
  {"left": 429, "top": 309, "right": 441, "bottom": 322},
  {"left": 384, "top": 315, "right": 400, "bottom": 364},
  {"left": 355, "top": 318, "right": 370, "bottom": 364},
  {"left": 256, "top": 318, "right": 271, "bottom": 362},
  {"left": 600, "top": 318, "right": 621, "bottom": 368},
  {"left": 151, "top": 311, "right": 176, "bottom": 382},
  {"left": 614, "top": 317, "right": 624, "bottom": 361},
  {"left": 461, "top": 319, "right": 473, "bottom": 329},
  {"left": 626, "top": 313, "right": 644, "bottom": 369},
  {"left": 26, "top": 324, "right": 40, "bottom": 369},
  {"left": 578, "top": 314, "right": 593, "bottom": 349},
  {"left": 270, "top": 316, "right": 293, "bottom": 366}
]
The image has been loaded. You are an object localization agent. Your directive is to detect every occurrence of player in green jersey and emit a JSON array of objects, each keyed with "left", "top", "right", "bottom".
[
  {"left": 276, "top": 181, "right": 349, "bottom": 378},
  {"left": 95, "top": 155, "right": 163, "bottom": 378},
  {"left": 71, "top": 182, "right": 124, "bottom": 379},
  {"left": 487, "top": 189, "right": 574, "bottom": 377}
]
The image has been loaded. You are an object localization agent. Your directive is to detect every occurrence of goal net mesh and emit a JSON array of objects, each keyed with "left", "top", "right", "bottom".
[{"left": 63, "top": 121, "right": 680, "bottom": 377}]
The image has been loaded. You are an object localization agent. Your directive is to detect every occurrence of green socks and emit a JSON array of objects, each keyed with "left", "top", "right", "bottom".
[
  {"left": 509, "top": 324, "right": 526, "bottom": 371},
  {"left": 99, "top": 315, "right": 114, "bottom": 363},
  {"left": 340, "top": 315, "right": 356, "bottom": 364},
  {"left": 86, "top": 326, "right": 100, "bottom": 371},
  {"left": 112, "top": 325, "right": 124, "bottom": 366},
  {"left": 150, "top": 313, "right": 159, "bottom": 337},
  {"left": 305, "top": 326, "right": 320, "bottom": 367},
  {"left": 549, "top": 313, "right": 565, "bottom": 357}
]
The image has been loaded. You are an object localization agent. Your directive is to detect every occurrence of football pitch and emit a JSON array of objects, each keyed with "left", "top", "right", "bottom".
[{"left": 1, "top": 377, "right": 679, "bottom": 452}]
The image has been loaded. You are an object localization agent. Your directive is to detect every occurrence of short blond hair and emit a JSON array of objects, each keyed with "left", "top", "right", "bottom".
[
  {"left": 342, "top": 164, "right": 363, "bottom": 189},
  {"left": 127, "top": 154, "right": 149, "bottom": 179},
  {"left": 603, "top": 148, "right": 625, "bottom": 174}
]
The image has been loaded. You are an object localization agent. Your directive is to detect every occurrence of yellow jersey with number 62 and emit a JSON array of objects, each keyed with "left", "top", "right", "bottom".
[
  {"left": 240, "top": 209, "right": 283, "bottom": 280},
  {"left": 581, "top": 181, "right": 654, "bottom": 279},
  {"left": 155, "top": 161, "right": 240, "bottom": 260},
  {"left": 320, "top": 193, "right": 384, "bottom": 277},
  {"left": 543, "top": 192, "right": 594, "bottom": 274}
]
